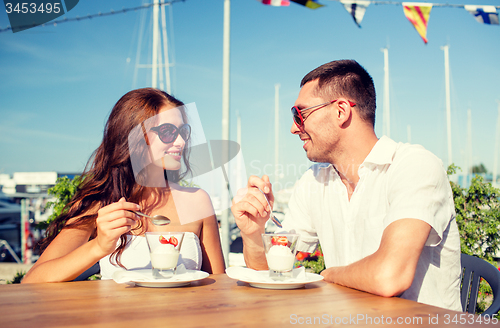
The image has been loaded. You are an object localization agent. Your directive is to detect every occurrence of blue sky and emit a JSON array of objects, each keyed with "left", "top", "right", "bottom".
[{"left": 0, "top": 0, "right": 499, "bottom": 191}]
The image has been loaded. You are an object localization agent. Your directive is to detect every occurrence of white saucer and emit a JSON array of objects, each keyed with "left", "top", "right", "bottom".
[
  {"left": 226, "top": 267, "right": 324, "bottom": 290},
  {"left": 117, "top": 269, "right": 209, "bottom": 288}
]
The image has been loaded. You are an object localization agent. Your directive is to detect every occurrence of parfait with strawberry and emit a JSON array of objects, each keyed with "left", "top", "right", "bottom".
[
  {"left": 145, "top": 232, "right": 185, "bottom": 278},
  {"left": 261, "top": 233, "right": 300, "bottom": 280}
]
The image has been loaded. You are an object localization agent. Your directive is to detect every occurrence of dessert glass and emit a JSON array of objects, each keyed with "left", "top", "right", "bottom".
[
  {"left": 145, "top": 232, "right": 185, "bottom": 279},
  {"left": 261, "top": 233, "right": 300, "bottom": 281}
]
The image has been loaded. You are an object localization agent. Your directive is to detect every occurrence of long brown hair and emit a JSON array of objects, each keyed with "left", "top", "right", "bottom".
[{"left": 41, "top": 88, "right": 191, "bottom": 267}]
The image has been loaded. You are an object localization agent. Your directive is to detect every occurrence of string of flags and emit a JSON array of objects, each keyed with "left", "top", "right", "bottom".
[
  {"left": 257, "top": 0, "right": 499, "bottom": 44},
  {"left": 259, "top": 0, "right": 324, "bottom": 8},
  {"left": 0, "top": 0, "right": 184, "bottom": 33}
]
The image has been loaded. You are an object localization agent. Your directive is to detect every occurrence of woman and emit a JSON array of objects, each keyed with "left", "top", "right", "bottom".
[{"left": 22, "top": 88, "right": 225, "bottom": 283}]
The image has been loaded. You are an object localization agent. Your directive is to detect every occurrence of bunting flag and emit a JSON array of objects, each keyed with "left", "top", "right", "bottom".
[
  {"left": 255, "top": 0, "right": 498, "bottom": 45},
  {"left": 258, "top": 0, "right": 290, "bottom": 6},
  {"left": 340, "top": 0, "right": 370, "bottom": 27},
  {"left": 290, "top": 0, "right": 324, "bottom": 9},
  {"left": 464, "top": 5, "right": 499, "bottom": 25},
  {"left": 402, "top": 3, "right": 433, "bottom": 44}
]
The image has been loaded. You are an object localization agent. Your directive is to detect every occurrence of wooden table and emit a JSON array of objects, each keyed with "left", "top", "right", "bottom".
[{"left": 0, "top": 274, "right": 495, "bottom": 327}]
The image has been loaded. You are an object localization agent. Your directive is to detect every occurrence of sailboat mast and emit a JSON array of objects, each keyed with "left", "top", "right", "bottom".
[
  {"left": 466, "top": 109, "right": 472, "bottom": 175},
  {"left": 152, "top": 0, "right": 159, "bottom": 88},
  {"left": 493, "top": 101, "right": 500, "bottom": 187},
  {"left": 150, "top": 0, "right": 172, "bottom": 92},
  {"left": 442, "top": 45, "right": 452, "bottom": 166},
  {"left": 382, "top": 48, "right": 390, "bottom": 138},
  {"left": 160, "top": 4, "right": 171, "bottom": 94},
  {"left": 220, "top": 0, "right": 231, "bottom": 267},
  {"left": 237, "top": 112, "right": 242, "bottom": 190},
  {"left": 275, "top": 83, "right": 280, "bottom": 187}
]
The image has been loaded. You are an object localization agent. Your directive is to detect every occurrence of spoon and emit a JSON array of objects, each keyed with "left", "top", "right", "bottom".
[
  {"left": 133, "top": 211, "right": 171, "bottom": 226},
  {"left": 258, "top": 188, "right": 283, "bottom": 228}
]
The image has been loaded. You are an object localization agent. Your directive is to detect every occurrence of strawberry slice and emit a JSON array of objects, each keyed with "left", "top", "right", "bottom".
[
  {"left": 159, "top": 235, "right": 169, "bottom": 244},
  {"left": 296, "top": 251, "right": 309, "bottom": 261},
  {"left": 168, "top": 236, "right": 179, "bottom": 247},
  {"left": 271, "top": 236, "right": 288, "bottom": 246}
]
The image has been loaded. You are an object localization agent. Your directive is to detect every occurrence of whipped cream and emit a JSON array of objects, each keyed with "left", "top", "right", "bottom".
[
  {"left": 150, "top": 244, "right": 179, "bottom": 269},
  {"left": 266, "top": 245, "right": 295, "bottom": 272}
]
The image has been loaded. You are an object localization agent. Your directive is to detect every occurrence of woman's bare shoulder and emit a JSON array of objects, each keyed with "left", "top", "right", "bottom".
[
  {"left": 170, "top": 184, "right": 212, "bottom": 202},
  {"left": 169, "top": 184, "right": 215, "bottom": 224}
]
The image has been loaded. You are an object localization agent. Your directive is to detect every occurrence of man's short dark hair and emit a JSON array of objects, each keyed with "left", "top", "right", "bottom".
[{"left": 301, "top": 60, "right": 376, "bottom": 126}]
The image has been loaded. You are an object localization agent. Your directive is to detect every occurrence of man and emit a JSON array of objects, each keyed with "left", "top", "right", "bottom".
[{"left": 231, "top": 59, "right": 461, "bottom": 311}]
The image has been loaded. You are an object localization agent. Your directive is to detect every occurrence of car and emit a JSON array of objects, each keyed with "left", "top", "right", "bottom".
[{"left": 0, "top": 198, "right": 22, "bottom": 262}]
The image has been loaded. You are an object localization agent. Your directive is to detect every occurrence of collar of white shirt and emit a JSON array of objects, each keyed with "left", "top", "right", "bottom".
[{"left": 315, "top": 136, "right": 399, "bottom": 177}]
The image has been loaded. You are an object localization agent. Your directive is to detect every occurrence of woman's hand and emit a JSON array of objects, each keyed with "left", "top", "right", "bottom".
[{"left": 95, "top": 197, "right": 140, "bottom": 257}]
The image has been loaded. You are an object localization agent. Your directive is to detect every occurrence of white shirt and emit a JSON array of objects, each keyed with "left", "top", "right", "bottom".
[{"left": 283, "top": 136, "right": 462, "bottom": 311}]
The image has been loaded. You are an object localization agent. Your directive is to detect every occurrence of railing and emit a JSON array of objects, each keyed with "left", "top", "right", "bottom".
[{"left": 0, "top": 239, "right": 22, "bottom": 263}]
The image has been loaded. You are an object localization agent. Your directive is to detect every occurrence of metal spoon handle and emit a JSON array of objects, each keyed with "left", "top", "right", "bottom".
[
  {"left": 258, "top": 188, "right": 283, "bottom": 228},
  {"left": 270, "top": 213, "right": 283, "bottom": 228},
  {"left": 133, "top": 211, "right": 152, "bottom": 219},
  {"left": 133, "top": 211, "right": 171, "bottom": 226}
]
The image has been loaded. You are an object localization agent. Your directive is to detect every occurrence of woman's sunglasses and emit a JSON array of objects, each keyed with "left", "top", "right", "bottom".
[
  {"left": 150, "top": 123, "right": 191, "bottom": 144},
  {"left": 291, "top": 99, "right": 356, "bottom": 131}
]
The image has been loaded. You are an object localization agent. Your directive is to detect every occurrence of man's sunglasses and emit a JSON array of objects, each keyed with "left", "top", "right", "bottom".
[
  {"left": 291, "top": 99, "right": 356, "bottom": 131},
  {"left": 150, "top": 123, "right": 191, "bottom": 144}
]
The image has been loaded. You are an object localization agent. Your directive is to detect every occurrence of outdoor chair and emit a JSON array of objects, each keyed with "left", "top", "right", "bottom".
[
  {"left": 460, "top": 253, "right": 500, "bottom": 316},
  {"left": 74, "top": 262, "right": 100, "bottom": 281}
]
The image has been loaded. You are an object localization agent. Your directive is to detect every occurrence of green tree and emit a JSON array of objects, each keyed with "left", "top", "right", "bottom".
[
  {"left": 472, "top": 163, "right": 488, "bottom": 174},
  {"left": 39, "top": 175, "right": 83, "bottom": 230},
  {"left": 448, "top": 164, "right": 500, "bottom": 263},
  {"left": 448, "top": 164, "right": 500, "bottom": 314}
]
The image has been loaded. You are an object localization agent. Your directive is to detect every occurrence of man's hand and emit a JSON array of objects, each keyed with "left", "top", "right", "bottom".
[
  {"left": 231, "top": 175, "right": 274, "bottom": 269},
  {"left": 231, "top": 175, "right": 274, "bottom": 236}
]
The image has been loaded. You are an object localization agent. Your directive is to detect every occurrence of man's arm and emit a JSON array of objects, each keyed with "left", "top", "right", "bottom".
[{"left": 321, "top": 218, "right": 431, "bottom": 297}]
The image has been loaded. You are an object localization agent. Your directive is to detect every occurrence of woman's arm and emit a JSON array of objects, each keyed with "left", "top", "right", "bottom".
[
  {"left": 22, "top": 198, "right": 140, "bottom": 283},
  {"left": 22, "top": 227, "right": 103, "bottom": 283}
]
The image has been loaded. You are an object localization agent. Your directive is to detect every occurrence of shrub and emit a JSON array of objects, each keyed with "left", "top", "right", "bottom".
[
  {"left": 38, "top": 175, "right": 83, "bottom": 231},
  {"left": 448, "top": 164, "right": 500, "bottom": 314},
  {"left": 6, "top": 270, "right": 26, "bottom": 284},
  {"left": 448, "top": 165, "right": 500, "bottom": 263},
  {"left": 295, "top": 245, "right": 325, "bottom": 274}
]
